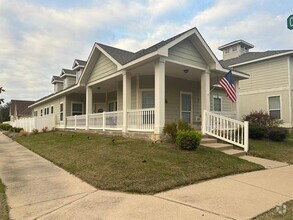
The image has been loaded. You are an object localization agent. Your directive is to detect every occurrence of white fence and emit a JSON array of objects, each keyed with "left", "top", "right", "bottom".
[
  {"left": 127, "top": 108, "right": 155, "bottom": 132},
  {"left": 203, "top": 110, "right": 249, "bottom": 152},
  {"left": 66, "top": 115, "right": 86, "bottom": 130},
  {"left": 6, "top": 115, "right": 56, "bottom": 132}
]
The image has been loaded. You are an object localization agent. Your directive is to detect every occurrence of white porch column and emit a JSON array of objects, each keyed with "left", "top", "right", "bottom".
[
  {"left": 154, "top": 58, "right": 165, "bottom": 135},
  {"left": 85, "top": 86, "right": 93, "bottom": 130},
  {"left": 232, "top": 79, "right": 240, "bottom": 120},
  {"left": 201, "top": 70, "right": 210, "bottom": 134},
  {"left": 122, "top": 71, "right": 131, "bottom": 133}
]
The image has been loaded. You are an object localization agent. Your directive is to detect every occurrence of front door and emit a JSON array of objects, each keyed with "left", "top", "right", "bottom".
[{"left": 181, "top": 93, "right": 192, "bottom": 124}]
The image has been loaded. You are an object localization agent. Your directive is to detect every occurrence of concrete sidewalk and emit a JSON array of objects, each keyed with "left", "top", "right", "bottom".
[{"left": 0, "top": 132, "right": 292, "bottom": 219}]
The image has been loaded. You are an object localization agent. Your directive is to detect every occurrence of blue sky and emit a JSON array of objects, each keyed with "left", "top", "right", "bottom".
[{"left": 0, "top": 0, "right": 292, "bottom": 104}]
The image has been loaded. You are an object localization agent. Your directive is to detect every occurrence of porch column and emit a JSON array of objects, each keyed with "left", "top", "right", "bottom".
[
  {"left": 63, "top": 96, "right": 67, "bottom": 128},
  {"left": 85, "top": 86, "right": 93, "bottom": 130},
  {"left": 154, "top": 58, "right": 165, "bottom": 135},
  {"left": 232, "top": 79, "right": 240, "bottom": 120},
  {"left": 122, "top": 71, "right": 131, "bottom": 133},
  {"left": 201, "top": 70, "right": 210, "bottom": 134}
]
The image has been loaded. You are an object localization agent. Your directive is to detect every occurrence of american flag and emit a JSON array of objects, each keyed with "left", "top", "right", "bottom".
[{"left": 219, "top": 70, "right": 237, "bottom": 103}]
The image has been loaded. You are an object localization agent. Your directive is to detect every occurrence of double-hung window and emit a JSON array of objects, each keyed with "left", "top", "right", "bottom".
[
  {"left": 108, "top": 101, "right": 117, "bottom": 112},
  {"left": 72, "top": 103, "right": 83, "bottom": 116},
  {"left": 268, "top": 96, "right": 281, "bottom": 119},
  {"left": 213, "top": 97, "right": 222, "bottom": 112},
  {"left": 60, "top": 103, "right": 64, "bottom": 121},
  {"left": 181, "top": 93, "right": 192, "bottom": 123}
]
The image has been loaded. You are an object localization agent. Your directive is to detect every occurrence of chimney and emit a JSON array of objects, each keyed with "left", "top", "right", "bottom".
[{"left": 218, "top": 40, "right": 254, "bottom": 60}]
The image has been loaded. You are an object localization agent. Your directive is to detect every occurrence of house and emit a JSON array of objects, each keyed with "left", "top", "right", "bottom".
[
  {"left": 10, "top": 100, "right": 35, "bottom": 121},
  {"left": 28, "top": 27, "right": 249, "bottom": 150},
  {"left": 219, "top": 40, "right": 293, "bottom": 127}
]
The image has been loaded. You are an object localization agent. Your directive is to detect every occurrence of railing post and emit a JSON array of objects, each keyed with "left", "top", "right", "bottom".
[
  {"left": 201, "top": 110, "right": 206, "bottom": 134},
  {"left": 102, "top": 112, "right": 105, "bottom": 131},
  {"left": 74, "top": 115, "right": 77, "bottom": 130},
  {"left": 244, "top": 121, "right": 249, "bottom": 152}
]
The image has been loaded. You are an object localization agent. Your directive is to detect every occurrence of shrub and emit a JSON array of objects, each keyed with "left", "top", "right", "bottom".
[
  {"left": 249, "top": 124, "right": 267, "bottom": 140},
  {"left": 243, "top": 110, "right": 283, "bottom": 128},
  {"left": 163, "top": 121, "right": 194, "bottom": 143},
  {"left": 175, "top": 130, "right": 201, "bottom": 151},
  {"left": 163, "top": 122, "right": 177, "bottom": 142},
  {"left": 10, "top": 127, "right": 23, "bottom": 133},
  {"left": 32, "top": 129, "right": 39, "bottom": 135},
  {"left": 20, "top": 129, "right": 28, "bottom": 136},
  {"left": 42, "top": 127, "right": 48, "bottom": 132},
  {"left": 267, "top": 128, "right": 288, "bottom": 142},
  {"left": 0, "top": 123, "right": 12, "bottom": 131}
]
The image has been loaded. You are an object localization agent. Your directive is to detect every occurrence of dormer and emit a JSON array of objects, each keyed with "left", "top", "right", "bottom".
[
  {"left": 72, "top": 59, "right": 87, "bottom": 83},
  {"left": 51, "top": 76, "right": 64, "bottom": 93},
  {"left": 218, "top": 40, "right": 254, "bottom": 60},
  {"left": 60, "top": 69, "right": 76, "bottom": 89}
]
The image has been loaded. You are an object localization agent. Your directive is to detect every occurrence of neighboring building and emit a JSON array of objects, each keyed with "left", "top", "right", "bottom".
[
  {"left": 220, "top": 40, "right": 293, "bottom": 127},
  {"left": 29, "top": 27, "right": 249, "bottom": 138},
  {"left": 10, "top": 100, "right": 35, "bottom": 121}
]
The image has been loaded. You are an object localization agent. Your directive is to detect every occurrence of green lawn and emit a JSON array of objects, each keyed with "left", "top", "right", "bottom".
[
  {"left": 0, "top": 179, "right": 9, "bottom": 220},
  {"left": 14, "top": 131, "right": 263, "bottom": 194},
  {"left": 248, "top": 132, "right": 293, "bottom": 164},
  {"left": 254, "top": 200, "right": 293, "bottom": 220}
]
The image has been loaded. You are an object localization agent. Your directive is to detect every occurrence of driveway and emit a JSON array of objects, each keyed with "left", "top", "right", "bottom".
[{"left": 0, "top": 132, "right": 292, "bottom": 219}]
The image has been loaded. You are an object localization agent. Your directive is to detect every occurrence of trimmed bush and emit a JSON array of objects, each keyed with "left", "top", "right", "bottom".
[
  {"left": 20, "top": 129, "right": 28, "bottom": 136},
  {"left": 42, "top": 127, "right": 48, "bottom": 132},
  {"left": 177, "top": 121, "right": 193, "bottom": 131},
  {"left": 0, "top": 123, "right": 12, "bottom": 131},
  {"left": 11, "top": 127, "right": 23, "bottom": 133},
  {"left": 32, "top": 128, "right": 39, "bottom": 135},
  {"left": 249, "top": 124, "right": 267, "bottom": 140},
  {"left": 163, "top": 122, "right": 177, "bottom": 142},
  {"left": 176, "top": 130, "right": 201, "bottom": 151},
  {"left": 243, "top": 110, "right": 283, "bottom": 128},
  {"left": 267, "top": 128, "right": 288, "bottom": 142}
]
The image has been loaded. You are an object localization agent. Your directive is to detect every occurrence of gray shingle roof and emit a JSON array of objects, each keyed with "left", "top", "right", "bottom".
[
  {"left": 52, "top": 76, "right": 63, "bottom": 81},
  {"left": 220, "top": 50, "right": 293, "bottom": 68},
  {"left": 61, "top": 69, "right": 76, "bottom": 75},
  {"left": 10, "top": 100, "right": 35, "bottom": 117},
  {"left": 97, "top": 27, "right": 195, "bottom": 65}
]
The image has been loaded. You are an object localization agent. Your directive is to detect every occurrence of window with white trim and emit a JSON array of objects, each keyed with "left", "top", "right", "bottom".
[
  {"left": 51, "top": 106, "right": 54, "bottom": 114},
  {"left": 213, "top": 97, "right": 222, "bottom": 112},
  {"left": 268, "top": 96, "right": 281, "bottom": 119},
  {"left": 108, "top": 101, "right": 117, "bottom": 112},
  {"left": 224, "top": 48, "right": 230, "bottom": 54},
  {"left": 72, "top": 103, "right": 83, "bottom": 116},
  {"left": 142, "top": 91, "right": 154, "bottom": 108},
  {"left": 60, "top": 103, "right": 64, "bottom": 121},
  {"left": 232, "top": 46, "right": 237, "bottom": 51},
  {"left": 40, "top": 109, "right": 43, "bottom": 116},
  {"left": 34, "top": 110, "right": 38, "bottom": 117},
  {"left": 181, "top": 93, "right": 192, "bottom": 123}
]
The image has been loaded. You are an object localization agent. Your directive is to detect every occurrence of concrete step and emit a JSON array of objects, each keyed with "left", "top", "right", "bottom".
[
  {"left": 201, "top": 142, "right": 234, "bottom": 151},
  {"left": 221, "top": 149, "right": 246, "bottom": 157},
  {"left": 201, "top": 138, "right": 218, "bottom": 144}
]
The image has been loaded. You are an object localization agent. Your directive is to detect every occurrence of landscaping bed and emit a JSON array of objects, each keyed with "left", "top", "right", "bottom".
[{"left": 14, "top": 131, "right": 263, "bottom": 194}]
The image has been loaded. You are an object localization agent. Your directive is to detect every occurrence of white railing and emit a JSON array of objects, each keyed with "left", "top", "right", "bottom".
[
  {"left": 203, "top": 110, "right": 249, "bottom": 152},
  {"left": 127, "top": 108, "right": 155, "bottom": 132},
  {"left": 212, "top": 111, "right": 237, "bottom": 119},
  {"left": 66, "top": 115, "right": 86, "bottom": 130},
  {"left": 88, "top": 111, "right": 123, "bottom": 130}
]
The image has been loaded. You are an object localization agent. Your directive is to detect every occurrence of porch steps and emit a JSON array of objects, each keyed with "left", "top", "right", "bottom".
[{"left": 200, "top": 137, "right": 246, "bottom": 157}]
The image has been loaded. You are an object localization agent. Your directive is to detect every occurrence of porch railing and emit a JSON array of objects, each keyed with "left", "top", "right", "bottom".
[
  {"left": 203, "top": 110, "right": 249, "bottom": 152},
  {"left": 88, "top": 111, "right": 123, "bottom": 130},
  {"left": 66, "top": 115, "right": 86, "bottom": 130},
  {"left": 127, "top": 108, "right": 155, "bottom": 132},
  {"left": 212, "top": 111, "right": 237, "bottom": 119}
]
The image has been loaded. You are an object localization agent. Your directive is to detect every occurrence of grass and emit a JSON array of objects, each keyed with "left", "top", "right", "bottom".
[
  {"left": 254, "top": 200, "right": 293, "bottom": 220},
  {"left": 248, "top": 132, "right": 293, "bottom": 164},
  {"left": 14, "top": 131, "right": 263, "bottom": 194},
  {"left": 0, "top": 179, "right": 9, "bottom": 220}
]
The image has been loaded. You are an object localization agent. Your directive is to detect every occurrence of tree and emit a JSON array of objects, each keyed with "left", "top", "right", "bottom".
[
  {"left": 0, "top": 87, "right": 4, "bottom": 104},
  {"left": 0, "top": 102, "right": 10, "bottom": 123}
]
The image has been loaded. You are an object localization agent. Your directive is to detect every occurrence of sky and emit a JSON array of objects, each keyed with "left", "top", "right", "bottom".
[{"left": 0, "top": 0, "right": 292, "bottom": 104}]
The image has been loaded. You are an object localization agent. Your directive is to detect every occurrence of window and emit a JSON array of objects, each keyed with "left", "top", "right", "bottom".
[
  {"left": 181, "top": 93, "right": 192, "bottom": 123},
  {"left": 213, "top": 97, "right": 222, "bottom": 112},
  {"left": 40, "top": 109, "right": 43, "bottom": 116},
  {"left": 268, "top": 96, "right": 281, "bottom": 119},
  {"left": 51, "top": 106, "right": 54, "bottom": 114},
  {"left": 33, "top": 111, "right": 38, "bottom": 117},
  {"left": 142, "top": 91, "right": 154, "bottom": 108},
  {"left": 108, "top": 101, "right": 117, "bottom": 112},
  {"left": 60, "top": 103, "right": 64, "bottom": 121},
  {"left": 72, "top": 103, "right": 83, "bottom": 116},
  {"left": 224, "top": 48, "right": 230, "bottom": 54},
  {"left": 44, "top": 107, "right": 49, "bottom": 115},
  {"left": 232, "top": 46, "right": 237, "bottom": 51}
]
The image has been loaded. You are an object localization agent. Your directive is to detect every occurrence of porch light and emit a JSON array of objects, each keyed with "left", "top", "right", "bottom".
[{"left": 183, "top": 69, "right": 189, "bottom": 74}]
